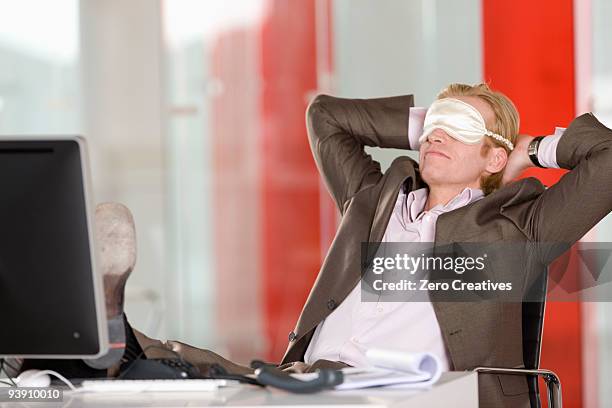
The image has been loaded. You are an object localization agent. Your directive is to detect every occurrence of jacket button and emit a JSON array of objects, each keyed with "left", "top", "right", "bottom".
[
  {"left": 327, "top": 299, "right": 337, "bottom": 310},
  {"left": 288, "top": 331, "right": 296, "bottom": 342}
]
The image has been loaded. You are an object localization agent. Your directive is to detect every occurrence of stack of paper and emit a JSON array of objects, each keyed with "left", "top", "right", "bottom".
[
  {"left": 292, "top": 348, "right": 443, "bottom": 390},
  {"left": 335, "top": 348, "right": 442, "bottom": 390}
]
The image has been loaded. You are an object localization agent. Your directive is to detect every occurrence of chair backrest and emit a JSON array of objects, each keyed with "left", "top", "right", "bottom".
[{"left": 522, "top": 267, "right": 549, "bottom": 408}]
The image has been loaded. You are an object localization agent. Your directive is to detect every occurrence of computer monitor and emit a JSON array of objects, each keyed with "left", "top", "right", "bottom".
[{"left": 0, "top": 137, "right": 108, "bottom": 359}]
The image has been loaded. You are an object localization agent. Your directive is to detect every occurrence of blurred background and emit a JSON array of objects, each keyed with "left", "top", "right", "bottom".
[{"left": 0, "top": 0, "right": 610, "bottom": 406}]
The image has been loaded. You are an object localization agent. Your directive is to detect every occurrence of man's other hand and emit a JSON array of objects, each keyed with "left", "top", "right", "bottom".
[{"left": 502, "top": 134, "right": 535, "bottom": 185}]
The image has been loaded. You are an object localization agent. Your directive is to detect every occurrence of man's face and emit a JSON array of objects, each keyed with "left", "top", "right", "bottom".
[{"left": 418, "top": 96, "right": 505, "bottom": 190}]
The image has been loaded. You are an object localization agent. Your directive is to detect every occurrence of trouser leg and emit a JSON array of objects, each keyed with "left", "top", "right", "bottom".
[{"left": 18, "top": 313, "right": 145, "bottom": 379}]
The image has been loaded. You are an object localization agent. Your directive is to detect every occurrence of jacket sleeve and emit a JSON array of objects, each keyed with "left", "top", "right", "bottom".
[
  {"left": 306, "top": 94, "right": 415, "bottom": 214},
  {"left": 525, "top": 113, "right": 612, "bottom": 264}
]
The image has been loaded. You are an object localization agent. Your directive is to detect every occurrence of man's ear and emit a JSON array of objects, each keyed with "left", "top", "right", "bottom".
[{"left": 485, "top": 146, "right": 508, "bottom": 174}]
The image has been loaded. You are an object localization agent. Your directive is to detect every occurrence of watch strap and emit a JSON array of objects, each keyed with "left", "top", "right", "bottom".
[{"left": 528, "top": 136, "right": 546, "bottom": 168}]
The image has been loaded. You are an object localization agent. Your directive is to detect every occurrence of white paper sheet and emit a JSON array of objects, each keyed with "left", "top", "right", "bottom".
[{"left": 291, "top": 348, "right": 443, "bottom": 390}]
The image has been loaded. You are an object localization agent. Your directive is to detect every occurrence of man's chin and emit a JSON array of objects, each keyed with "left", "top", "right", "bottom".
[{"left": 420, "top": 170, "right": 449, "bottom": 186}]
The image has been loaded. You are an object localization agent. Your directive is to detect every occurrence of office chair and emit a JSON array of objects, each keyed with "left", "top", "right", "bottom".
[{"left": 473, "top": 270, "right": 562, "bottom": 408}]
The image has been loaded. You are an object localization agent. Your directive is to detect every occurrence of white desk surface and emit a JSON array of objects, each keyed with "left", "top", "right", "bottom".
[{"left": 0, "top": 372, "right": 477, "bottom": 408}]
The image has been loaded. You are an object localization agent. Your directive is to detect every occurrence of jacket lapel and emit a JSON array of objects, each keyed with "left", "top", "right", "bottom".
[{"left": 368, "top": 158, "right": 420, "bottom": 243}]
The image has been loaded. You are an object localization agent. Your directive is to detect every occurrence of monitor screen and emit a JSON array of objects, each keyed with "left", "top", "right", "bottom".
[{"left": 0, "top": 138, "right": 107, "bottom": 358}]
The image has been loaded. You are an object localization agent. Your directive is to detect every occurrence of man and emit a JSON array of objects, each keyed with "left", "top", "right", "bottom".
[{"left": 273, "top": 82, "right": 612, "bottom": 406}]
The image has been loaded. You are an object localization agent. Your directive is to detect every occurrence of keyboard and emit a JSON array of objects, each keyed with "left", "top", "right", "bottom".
[{"left": 79, "top": 378, "right": 233, "bottom": 393}]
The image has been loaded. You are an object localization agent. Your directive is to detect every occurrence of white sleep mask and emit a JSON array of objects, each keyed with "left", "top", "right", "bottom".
[{"left": 418, "top": 98, "right": 514, "bottom": 150}]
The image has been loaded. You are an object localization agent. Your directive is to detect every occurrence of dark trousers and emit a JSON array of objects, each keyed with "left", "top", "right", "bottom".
[{"left": 20, "top": 314, "right": 145, "bottom": 379}]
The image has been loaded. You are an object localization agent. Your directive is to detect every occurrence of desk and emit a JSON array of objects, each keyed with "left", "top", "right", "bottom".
[{"left": 0, "top": 372, "right": 477, "bottom": 408}]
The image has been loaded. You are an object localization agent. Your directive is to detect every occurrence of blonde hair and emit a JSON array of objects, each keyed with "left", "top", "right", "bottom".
[{"left": 436, "top": 83, "right": 520, "bottom": 195}]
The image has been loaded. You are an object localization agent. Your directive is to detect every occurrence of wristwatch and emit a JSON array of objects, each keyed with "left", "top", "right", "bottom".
[{"left": 528, "top": 136, "right": 546, "bottom": 168}]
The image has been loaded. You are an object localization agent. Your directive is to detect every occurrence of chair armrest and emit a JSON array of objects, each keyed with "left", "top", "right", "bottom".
[{"left": 472, "top": 367, "right": 562, "bottom": 408}]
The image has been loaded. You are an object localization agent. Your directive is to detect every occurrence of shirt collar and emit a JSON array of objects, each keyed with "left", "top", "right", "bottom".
[
  {"left": 402, "top": 185, "right": 484, "bottom": 222},
  {"left": 440, "top": 186, "right": 484, "bottom": 211},
  {"left": 404, "top": 188, "right": 429, "bottom": 222}
]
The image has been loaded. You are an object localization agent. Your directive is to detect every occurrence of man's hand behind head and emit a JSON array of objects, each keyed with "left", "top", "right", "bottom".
[{"left": 502, "top": 134, "right": 535, "bottom": 185}]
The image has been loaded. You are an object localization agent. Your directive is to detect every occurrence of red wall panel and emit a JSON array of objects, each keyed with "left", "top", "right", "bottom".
[{"left": 482, "top": 0, "right": 583, "bottom": 406}]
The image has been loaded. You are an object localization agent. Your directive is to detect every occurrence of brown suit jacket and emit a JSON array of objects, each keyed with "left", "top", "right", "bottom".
[{"left": 280, "top": 94, "right": 612, "bottom": 407}]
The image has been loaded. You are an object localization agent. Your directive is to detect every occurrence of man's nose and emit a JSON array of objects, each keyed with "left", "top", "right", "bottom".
[{"left": 428, "top": 128, "right": 450, "bottom": 143}]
